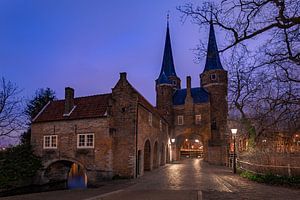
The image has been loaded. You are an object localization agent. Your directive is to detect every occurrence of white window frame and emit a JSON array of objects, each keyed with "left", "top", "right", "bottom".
[
  {"left": 148, "top": 112, "right": 153, "bottom": 126},
  {"left": 43, "top": 135, "right": 58, "bottom": 149},
  {"left": 77, "top": 133, "right": 94, "bottom": 148},
  {"left": 195, "top": 114, "right": 202, "bottom": 124},
  {"left": 159, "top": 120, "right": 162, "bottom": 131},
  {"left": 178, "top": 115, "right": 184, "bottom": 125}
]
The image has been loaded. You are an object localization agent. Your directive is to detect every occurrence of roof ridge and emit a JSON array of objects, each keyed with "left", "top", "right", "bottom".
[
  {"left": 54, "top": 93, "right": 112, "bottom": 101},
  {"left": 75, "top": 93, "right": 111, "bottom": 100}
]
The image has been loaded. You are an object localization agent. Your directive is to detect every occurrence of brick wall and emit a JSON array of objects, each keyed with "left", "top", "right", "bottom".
[
  {"left": 136, "top": 104, "right": 169, "bottom": 175},
  {"left": 31, "top": 117, "right": 112, "bottom": 185}
]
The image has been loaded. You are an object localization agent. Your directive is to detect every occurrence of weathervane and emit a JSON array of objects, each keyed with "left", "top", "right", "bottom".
[{"left": 167, "top": 10, "right": 170, "bottom": 26}]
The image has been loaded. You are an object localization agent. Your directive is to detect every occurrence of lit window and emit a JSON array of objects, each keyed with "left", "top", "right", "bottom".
[
  {"left": 77, "top": 133, "right": 94, "bottom": 148},
  {"left": 43, "top": 135, "right": 58, "bottom": 149},
  {"left": 149, "top": 113, "right": 152, "bottom": 126},
  {"left": 210, "top": 74, "right": 216, "bottom": 80},
  {"left": 178, "top": 115, "right": 184, "bottom": 125},
  {"left": 195, "top": 115, "right": 201, "bottom": 124},
  {"left": 159, "top": 120, "right": 162, "bottom": 131}
]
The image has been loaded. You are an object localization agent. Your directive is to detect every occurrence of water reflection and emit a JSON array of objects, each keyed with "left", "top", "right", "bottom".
[{"left": 67, "top": 163, "right": 87, "bottom": 189}]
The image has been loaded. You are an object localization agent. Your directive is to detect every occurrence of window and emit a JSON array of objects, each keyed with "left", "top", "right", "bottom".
[
  {"left": 43, "top": 135, "right": 57, "bottom": 149},
  {"left": 195, "top": 114, "right": 201, "bottom": 124},
  {"left": 77, "top": 133, "right": 94, "bottom": 148},
  {"left": 211, "top": 119, "right": 217, "bottom": 130},
  {"left": 159, "top": 120, "right": 162, "bottom": 131},
  {"left": 172, "top": 80, "right": 176, "bottom": 85},
  {"left": 210, "top": 74, "right": 216, "bottom": 80},
  {"left": 148, "top": 113, "right": 152, "bottom": 126},
  {"left": 177, "top": 115, "right": 184, "bottom": 125}
]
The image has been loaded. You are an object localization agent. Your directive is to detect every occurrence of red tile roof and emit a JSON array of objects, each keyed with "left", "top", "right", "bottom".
[{"left": 33, "top": 93, "right": 111, "bottom": 123}]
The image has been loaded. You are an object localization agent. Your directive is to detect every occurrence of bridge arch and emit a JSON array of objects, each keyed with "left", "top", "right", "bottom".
[{"left": 42, "top": 158, "right": 87, "bottom": 189}]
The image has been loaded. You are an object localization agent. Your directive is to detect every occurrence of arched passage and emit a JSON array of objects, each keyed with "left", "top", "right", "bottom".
[
  {"left": 144, "top": 140, "right": 151, "bottom": 171},
  {"left": 160, "top": 143, "right": 165, "bottom": 166},
  {"left": 44, "top": 160, "right": 87, "bottom": 189},
  {"left": 153, "top": 141, "right": 158, "bottom": 168},
  {"left": 175, "top": 134, "right": 204, "bottom": 159}
]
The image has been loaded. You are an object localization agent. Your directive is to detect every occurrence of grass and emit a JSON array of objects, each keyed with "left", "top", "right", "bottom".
[{"left": 240, "top": 170, "right": 300, "bottom": 188}]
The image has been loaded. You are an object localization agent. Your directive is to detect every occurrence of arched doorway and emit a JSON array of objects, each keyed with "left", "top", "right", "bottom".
[
  {"left": 44, "top": 160, "right": 87, "bottom": 189},
  {"left": 153, "top": 141, "right": 158, "bottom": 168},
  {"left": 144, "top": 140, "right": 151, "bottom": 171},
  {"left": 160, "top": 143, "right": 165, "bottom": 166}
]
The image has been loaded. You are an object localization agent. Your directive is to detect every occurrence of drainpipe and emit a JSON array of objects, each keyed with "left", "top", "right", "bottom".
[{"left": 135, "top": 103, "right": 139, "bottom": 178}]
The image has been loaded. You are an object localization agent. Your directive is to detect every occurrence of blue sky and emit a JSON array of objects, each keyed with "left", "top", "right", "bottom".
[{"left": 1, "top": 0, "right": 217, "bottom": 104}]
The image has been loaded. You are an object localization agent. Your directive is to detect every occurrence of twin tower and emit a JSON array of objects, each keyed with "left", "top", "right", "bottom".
[{"left": 155, "top": 20, "right": 228, "bottom": 164}]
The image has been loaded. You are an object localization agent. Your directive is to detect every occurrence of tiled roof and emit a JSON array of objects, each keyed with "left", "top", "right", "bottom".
[
  {"left": 33, "top": 93, "right": 111, "bottom": 123},
  {"left": 173, "top": 87, "right": 209, "bottom": 105}
]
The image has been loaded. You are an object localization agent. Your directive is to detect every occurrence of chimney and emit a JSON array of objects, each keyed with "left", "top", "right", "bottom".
[
  {"left": 120, "top": 72, "right": 127, "bottom": 80},
  {"left": 186, "top": 76, "right": 191, "bottom": 96},
  {"left": 64, "top": 87, "right": 74, "bottom": 115},
  {"left": 185, "top": 76, "right": 193, "bottom": 105}
]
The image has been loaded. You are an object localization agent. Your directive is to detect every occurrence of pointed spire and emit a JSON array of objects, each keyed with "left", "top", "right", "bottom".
[
  {"left": 156, "top": 13, "right": 178, "bottom": 85},
  {"left": 203, "top": 15, "right": 224, "bottom": 71}
]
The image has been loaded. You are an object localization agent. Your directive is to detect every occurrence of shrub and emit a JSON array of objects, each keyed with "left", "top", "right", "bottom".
[
  {"left": 240, "top": 170, "right": 300, "bottom": 187},
  {"left": 0, "top": 144, "right": 42, "bottom": 189}
]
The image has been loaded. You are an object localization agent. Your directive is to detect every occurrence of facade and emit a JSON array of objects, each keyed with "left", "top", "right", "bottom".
[{"left": 31, "top": 20, "right": 228, "bottom": 187}]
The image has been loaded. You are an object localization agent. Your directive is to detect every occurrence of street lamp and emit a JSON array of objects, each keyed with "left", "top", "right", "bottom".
[{"left": 231, "top": 128, "right": 237, "bottom": 174}]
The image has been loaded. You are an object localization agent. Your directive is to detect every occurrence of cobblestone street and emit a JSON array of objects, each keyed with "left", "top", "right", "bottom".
[{"left": 2, "top": 159, "right": 300, "bottom": 200}]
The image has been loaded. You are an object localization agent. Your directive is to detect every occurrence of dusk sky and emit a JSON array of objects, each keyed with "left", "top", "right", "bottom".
[{"left": 0, "top": 0, "right": 221, "bottom": 105}]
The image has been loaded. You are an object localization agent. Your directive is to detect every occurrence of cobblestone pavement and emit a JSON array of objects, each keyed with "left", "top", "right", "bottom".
[{"left": 2, "top": 159, "right": 300, "bottom": 200}]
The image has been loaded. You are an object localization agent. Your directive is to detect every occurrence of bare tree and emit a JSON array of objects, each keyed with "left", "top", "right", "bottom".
[
  {"left": 178, "top": 0, "right": 300, "bottom": 81},
  {"left": 226, "top": 48, "right": 300, "bottom": 148},
  {"left": 0, "top": 78, "right": 25, "bottom": 138}
]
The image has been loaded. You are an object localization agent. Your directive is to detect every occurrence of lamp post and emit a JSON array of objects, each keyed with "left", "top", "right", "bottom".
[{"left": 231, "top": 128, "right": 237, "bottom": 174}]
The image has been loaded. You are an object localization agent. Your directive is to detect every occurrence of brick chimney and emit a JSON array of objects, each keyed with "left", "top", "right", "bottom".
[
  {"left": 64, "top": 87, "right": 74, "bottom": 115},
  {"left": 185, "top": 76, "right": 193, "bottom": 105},
  {"left": 120, "top": 72, "right": 127, "bottom": 80},
  {"left": 186, "top": 76, "right": 192, "bottom": 97}
]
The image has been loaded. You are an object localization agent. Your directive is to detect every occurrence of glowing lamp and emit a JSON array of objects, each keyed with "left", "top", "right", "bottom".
[{"left": 231, "top": 129, "right": 237, "bottom": 136}]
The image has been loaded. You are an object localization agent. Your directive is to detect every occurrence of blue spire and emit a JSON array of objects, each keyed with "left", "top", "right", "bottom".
[
  {"left": 203, "top": 22, "right": 224, "bottom": 71},
  {"left": 156, "top": 18, "right": 178, "bottom": 85}
]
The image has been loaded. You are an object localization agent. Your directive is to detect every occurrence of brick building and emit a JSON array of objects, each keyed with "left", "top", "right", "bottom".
[{"left": 31, "top": 21, "right": 228, "bottom": 187}]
